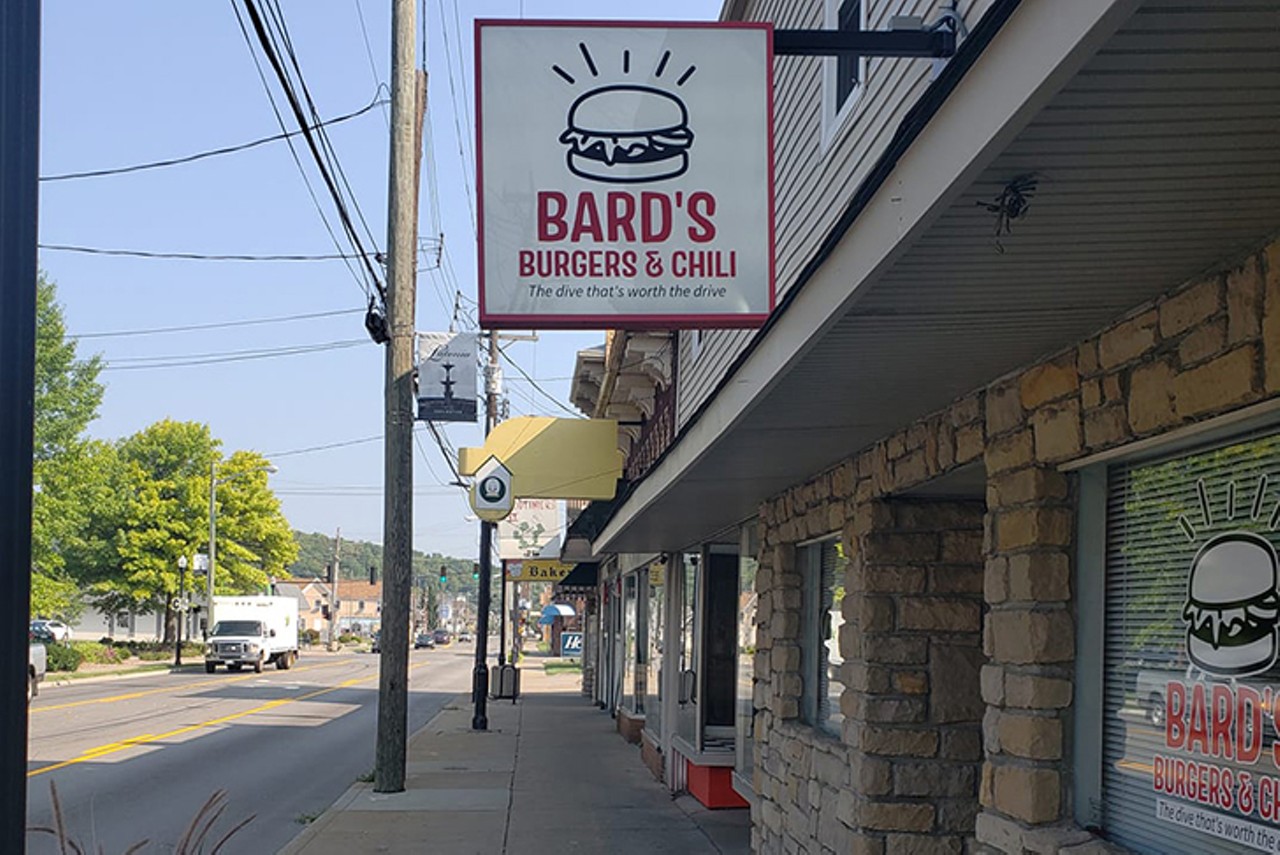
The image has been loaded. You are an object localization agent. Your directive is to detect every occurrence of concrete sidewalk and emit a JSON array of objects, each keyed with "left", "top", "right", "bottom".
[{"left": 280, "top": 663, "right": 750, "bottom": 855}]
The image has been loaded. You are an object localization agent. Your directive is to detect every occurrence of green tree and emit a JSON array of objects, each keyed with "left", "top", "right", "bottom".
[
  {"left": 29, "top": 274, "right": 106, "bottom": 619},
  {"left": 33, "top": 274, "right": 103, "bottom": 462},
  {"left": 212, "top": 450, "right": 299, "bottom": 593}
]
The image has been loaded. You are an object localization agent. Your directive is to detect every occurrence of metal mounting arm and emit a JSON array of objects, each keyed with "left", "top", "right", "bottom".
[{"left": 773, "top": 27, "right": 956, "bottom": 59}]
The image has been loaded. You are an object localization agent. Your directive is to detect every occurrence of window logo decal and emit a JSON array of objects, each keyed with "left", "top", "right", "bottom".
[{"left": 1181, "top": 477, "right": 1280, "bottom": 679}]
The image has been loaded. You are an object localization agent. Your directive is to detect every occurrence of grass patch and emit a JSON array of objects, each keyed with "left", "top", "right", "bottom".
[
  {"left": 295, "top": 810, "right": 322, "bottom": 825},
  {"left": 356, "top": 769, "right": 375, "bottom": 783},
  {"left": 543, "top": 660, "right": 581, "bottom": 676},
  {"left": 53, "top": 662, "right": 178, "bottom": 680}
]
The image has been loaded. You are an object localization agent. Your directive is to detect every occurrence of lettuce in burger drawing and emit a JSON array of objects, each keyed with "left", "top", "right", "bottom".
[
  {"left": 559, "top": 84, "right": 693, "bottom": 184},
  {"left": 1183, "top": 531, "right": 1280, "bottom": 677}
]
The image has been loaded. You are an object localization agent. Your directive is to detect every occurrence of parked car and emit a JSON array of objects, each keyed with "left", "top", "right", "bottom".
[
  {"left": 30, "top": 619, "right": 70, "bottom": 643},
  {"left": 28, "top": 628, "right": 50, "bottom": 702},
  {"left": 458, "top": 632, "right": 474, "bottom": 643},
  {"left": 371, "top": 631, "right": 381, "bottom": 653},
  {"left": 414, "top": 632, "right": 436, "bottom": 650},
  {"left": 432, "top": 629, "right": 451, "bottom": 645}
]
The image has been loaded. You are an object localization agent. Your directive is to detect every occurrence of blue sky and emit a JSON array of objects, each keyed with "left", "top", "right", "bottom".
[{"left": 38, "top": 0, "right": 723, "bottom": 559}]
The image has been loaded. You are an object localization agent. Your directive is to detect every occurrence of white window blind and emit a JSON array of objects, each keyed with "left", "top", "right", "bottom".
[{"left": 1103, "top": 427, "right": 1280, "bottom": 853}]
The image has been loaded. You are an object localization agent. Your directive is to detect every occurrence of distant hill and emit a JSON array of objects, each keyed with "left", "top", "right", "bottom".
[{"left": 289, "top": 531, "right": 478, "bottom": 598}]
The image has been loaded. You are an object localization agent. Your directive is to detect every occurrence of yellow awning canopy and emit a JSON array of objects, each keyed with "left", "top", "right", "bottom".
[{"left": 458, "top": 417, "right": 622, "bottom": 500}]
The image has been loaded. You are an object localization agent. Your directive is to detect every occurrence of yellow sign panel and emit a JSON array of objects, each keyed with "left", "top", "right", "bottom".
[
  {"left": 505, "top": 558, "right": 575, "bottom": 582},
  {"left": 459, "top": 417, "right": 622, "bottom": 500},
  {"left": 649, "top": 562, "right": 666, "bottom": 587}
]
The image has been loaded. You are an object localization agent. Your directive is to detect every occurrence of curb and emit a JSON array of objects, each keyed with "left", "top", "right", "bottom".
[
  {"left": 276, "top": 692, "right": 473, "bottom": 855},
  {"left": 45, "top": 665, "right": 206, "bottom": 689}
]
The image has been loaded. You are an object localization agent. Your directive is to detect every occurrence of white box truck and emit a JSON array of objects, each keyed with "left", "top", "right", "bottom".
[{"left": 204, "top": 596, "right": 299, "bottom": 673}]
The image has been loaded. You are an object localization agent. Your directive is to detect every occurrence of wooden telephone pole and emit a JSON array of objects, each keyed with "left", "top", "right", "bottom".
[{"left": 375, "top": 0, "right": 420, "bottom": 794}]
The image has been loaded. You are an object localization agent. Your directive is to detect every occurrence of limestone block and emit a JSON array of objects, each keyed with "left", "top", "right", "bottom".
[
  {"left": 854, "top": 755, "right": 894, "bottom": 795},
  {"left": 974, "top": 810, "right": 1023, "bottom": 852},
  {"left": 1178, "top": 318, "right": 1226, "bottom": 367},
  {"left": 988, "top": 468, "right": 1069, "bottom": 508},
  {"left": 1080, "top": 378, "right": 1101, "bottom": 409},
  {"left": 980, "top": 664, "right": 1005, "bottom": 706},
  {"left": 985, "top": 431, "right": 1034, "bottom": 475},
  {"left": 986, "top": 381, "right": 1024, "bottom": 437},
  {"left": 894, "top": 761, "right": 977, "bottom": 797},
  {"left": 1083, "top": 406, "right": 1129, "bottom": 450},
  {"left": 859, "top": 800, "right": 936, "bottom": 833},
  {"left": 997, "top": 712, "right": 1063, "bottom": 760},
  {"left": 992, "top": 764, "right": 1061, "bottom": 824},
  {"left": 955, "top": 423, "right": 985, "bottom": 464},
  {"left": 865, "top": 532, "right": 941, "bottom": 564},
  {"left": 860, "top": 596, "right": 896, "bottom": 632},
  {"left": 1077, "top": 341, "right": 1099, "bottom": 376},
  {"left": 1227, "top": 257, "right": 1264, "bottom": 345},
  {"left": 1004, "top": 673, "right": 1073, "bottom": 710},
  {"left": 861, "top": 566, "right": 928, "bottom": 595},
  {"left": 1031, "top": 400, "right": 1082, "bottom": 463},
  {"left": 984, "top": 557, "right": 1009, "bottom": 605},
  {"left": 940, "top": 530, "right": 983, "bottom": 563},
  {"left": 865, "top": 696, "right": 928, "bottom": 723},
  {"left": 899, "top": 598, "right": 982, "bottom": 633},
  {"left": 1127, "top": 358, "right": 1177, "bottom": 434},
  {"left": 1020, "top": 358, "right": 1079, "bottom": 410},
  {"left": 987, "top": 609, "right": 1074, "bottom": 665},
  {"left": 884, "top": 834, "right": 962, "bottom": 855},
  {"left": 862, "top": 726, "right": 939, "bottom": 758},
  {"left": 1174, "top": 345, "right": 1258, "bottom": 419},
  {"left": 863, "top": 635, "right": 929, "bottom": 665},
  {"left": 1006, "top": 552, "right": 1070, "bottom": 603},
  {"left": 994, "top": 507, "right": 1073, "bottom": 551},
  {"left": 893, "top": 671, "right": 929, "bottom": 695},
  {"left": 935, "top": 797, "right": 981, "bottom": 834},
  {"left": 1098, "top": 309, "right": 1156, "bottom": 370},
  {"left": 951, "top": 393, "right": 983, "bottom": 427},
  {"left": 894, "top": 451, "right": 929, "bottom": 489},
  {"left": 1160, "top": 277, "right": 1221, "bottom": 339},
  {"left": 939, "top": 729, "right": 983, "bottom": 761},
  {"left": 928, "top": 565, "right": 984, "bottom": 596}
]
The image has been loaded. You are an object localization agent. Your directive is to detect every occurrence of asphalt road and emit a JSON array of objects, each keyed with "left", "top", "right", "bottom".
[{"left": 26, "top": 644, "right": 477, "bottom": 854}]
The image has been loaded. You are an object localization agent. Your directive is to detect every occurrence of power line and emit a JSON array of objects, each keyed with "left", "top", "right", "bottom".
[
  {"left": 71, "top": 307, "right": 364, "bottom": 339},
  {"left": 104, "top": 337, "right": 367, "bottom": 365},
  {"left": 100, "top": 339, "right": 368, "bottom": 371},
  {"left": 231, "top": 0, "right": 374, "bottom": 300},
  {"left": 267, "top": 433, "right": 385, "bottom": 458},
  {"left": 38, "top": 94, "right": 387, "bottom": 182},
  {"left": 497, "top": 345, "right": 582, "bottom": 418},
  {"left": 39, "top": 243, "right": 373, "bottom": 262}
]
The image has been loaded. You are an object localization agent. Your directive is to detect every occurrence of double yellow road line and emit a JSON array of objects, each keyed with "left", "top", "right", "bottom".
[{"left": 28, "top": 660, "right": 422, "bottom": 778}]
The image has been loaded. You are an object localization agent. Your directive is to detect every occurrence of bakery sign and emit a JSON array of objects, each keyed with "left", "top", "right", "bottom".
[{"left": 476, "top": 20, "right": 774, "bottom": 329}]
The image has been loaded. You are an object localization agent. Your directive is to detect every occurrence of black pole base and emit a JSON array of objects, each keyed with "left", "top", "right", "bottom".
[{"left": 471, "top": 662, "right": 489, "bottom": 730}]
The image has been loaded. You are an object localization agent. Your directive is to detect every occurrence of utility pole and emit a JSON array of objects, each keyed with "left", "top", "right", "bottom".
[
  {"left": 375, "top": 0, "right": 420, "bottom": 795},
  {"left": 0, "top": 1, "right": 39, "bottom": 846},
  {"left": 328, "top": 528, "right": 342, "bottom": 650},
  {"left": 473, "top": 331, "right": 500, "bottom": 729}
]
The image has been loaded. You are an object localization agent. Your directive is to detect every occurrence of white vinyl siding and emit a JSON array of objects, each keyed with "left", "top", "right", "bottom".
[{"left": 676, "top": 0, "right": 999, "bottom": 430}]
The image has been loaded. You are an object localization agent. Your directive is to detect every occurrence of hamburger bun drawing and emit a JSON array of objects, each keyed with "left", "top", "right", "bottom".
[
  {"left": 558, "top": 84, "right": 693, "bottom": 184},
  {"left": 1183, "top": 531, "right": 1280, "bottom": 677}
]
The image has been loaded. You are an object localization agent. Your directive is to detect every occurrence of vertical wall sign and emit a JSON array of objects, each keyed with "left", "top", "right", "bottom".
[
  {"left": 416, "top": 332, "right": 478, "bottom": 422},
  {"left": 476, "top": 20, "right": 774, "bottom": 329}
]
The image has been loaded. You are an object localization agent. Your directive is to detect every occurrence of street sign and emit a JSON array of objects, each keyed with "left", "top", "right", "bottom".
[
  {"left": 471, "top": 456, "right": 514, "bottom": 521},
  {"left": 476, "top": 21, "right": 775, "bottom": 329},
  {"left": 560, "top": 631, "right": 583, "bottom": 657}
]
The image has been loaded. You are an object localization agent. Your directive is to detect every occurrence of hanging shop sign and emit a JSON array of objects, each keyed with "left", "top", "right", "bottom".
[
  {"left": 504, "top": 558, "right": 575, "bottom": 582},
  {"left": 476, "top": 20, "right": 774, "bottom": 329},
  {"left": 416, "top": 332, "right": 478, "bottom": 422},
  {"left": 498, "top": 499, "right": 561, "bottom": 560},
  {"left": 471, "top": 457, "right": 515, "bottom": 522}
]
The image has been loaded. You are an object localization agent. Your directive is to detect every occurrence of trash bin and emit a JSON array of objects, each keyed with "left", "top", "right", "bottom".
[{"left": 491, "top": 663, "right": 520, "bottom": 700}]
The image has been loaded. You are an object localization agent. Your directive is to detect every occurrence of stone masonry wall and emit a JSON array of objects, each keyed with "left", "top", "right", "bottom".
[{"left": 749, "top": 238, "right": 1280, "bottom": 855}]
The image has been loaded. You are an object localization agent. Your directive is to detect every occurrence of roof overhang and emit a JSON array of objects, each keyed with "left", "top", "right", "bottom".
[{"left": 596, "top": 0, "right": 1280, "bottom": 552}]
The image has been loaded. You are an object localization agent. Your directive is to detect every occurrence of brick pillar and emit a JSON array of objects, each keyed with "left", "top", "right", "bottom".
[
  {"left": 976, "top": 462, "right": 1080, "bottom": 852},
  {"left": 845, "top": 498, "right": 986, "bottom": 853}
]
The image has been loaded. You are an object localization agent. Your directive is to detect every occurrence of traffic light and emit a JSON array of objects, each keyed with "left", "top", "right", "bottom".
[
  {"left": 438, "top": 566, "right": 447, "bottom": 584},
  {"left": 472, "top": 563, "right": 480, "bottom": 582}
]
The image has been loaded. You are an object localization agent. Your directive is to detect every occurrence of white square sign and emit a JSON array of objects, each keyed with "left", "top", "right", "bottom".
[{"left": 477, "top": 21, "right": 775, "bottom": 329}]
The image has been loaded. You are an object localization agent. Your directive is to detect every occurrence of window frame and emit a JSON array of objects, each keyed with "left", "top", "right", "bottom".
[
  {"left": 799, "top": 534, "right": 845, "bottom": 737},
  {"left": 821, "top": 0, "right": 868, "bottom": 151}
]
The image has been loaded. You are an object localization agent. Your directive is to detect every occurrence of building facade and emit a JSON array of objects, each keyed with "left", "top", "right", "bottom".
[{"left": 566, "top": 1, "right": 1280, "bottom": 853}]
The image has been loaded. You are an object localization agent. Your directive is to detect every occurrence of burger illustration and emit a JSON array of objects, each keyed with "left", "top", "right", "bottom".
[
  {"left": 1183, "top": 531, "right": 1280, "bottom": 677},
  {"left": 558, "top": 84, "right": 693, "bottom": 184}
]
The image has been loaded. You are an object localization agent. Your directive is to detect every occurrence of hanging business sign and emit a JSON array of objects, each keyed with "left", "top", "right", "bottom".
[
  {"left": 498, "top": 499, "right": 561, "bottom": 560},
  {"left": 416, "top": 332, "right": 478, "bottom": 422},
  {"left": 504, "top": 558, "right": 575, "bottom": 582},
  {"left": 476, "top": 20, "right": 774, "bottom": 329}
]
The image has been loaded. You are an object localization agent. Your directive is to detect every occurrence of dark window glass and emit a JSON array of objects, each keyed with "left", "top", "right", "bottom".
[{"left": 836, "top": 0, "right": 861, "bottom": 110}]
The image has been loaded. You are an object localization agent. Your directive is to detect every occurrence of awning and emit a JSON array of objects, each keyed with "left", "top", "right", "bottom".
[
  {"left": 556, "top": 562, "right": 599, "bottom": 592},
  {"left": 538, "top": 603, "right": 576, "bottom": 625}
]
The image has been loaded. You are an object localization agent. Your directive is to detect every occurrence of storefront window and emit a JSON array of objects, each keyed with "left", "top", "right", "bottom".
[
  {"left": 623, "top": 573, "right": 638, "bottom": 713},
  {"left": 1101, "top": 427, "right": 1280, "bottom": 853},
  {"left": 736, "top": 523, "right": 760, "bottom": 780},
  {"left": 677, "top": 552, "right": 699, "bottom": 745},
  {"left": 647, "top": 561, "right": 664, "bottom": 738},
  {"left": 801, "top": 537, "right": 847, "bottom": 737}
]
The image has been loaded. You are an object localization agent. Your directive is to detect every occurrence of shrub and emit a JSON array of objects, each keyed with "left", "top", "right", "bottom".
[
  {"left": 70, "top": 641, "right": 125, "bottom": 665},
  {"left": 46, "top": 644, "right": 84, "bottom": 672},
  {"left": 301, "top": 628, "right": 321, "bottom": 645},
  {"left": 337, "top": 633, "right": 360, "bottom": 644},
  {"left": 136, "top": 649, "right": 170, "bottom": 661}
]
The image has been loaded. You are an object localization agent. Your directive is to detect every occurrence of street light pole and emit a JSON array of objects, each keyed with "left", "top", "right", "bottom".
[{"left": 175, "top": 555, "right": 188, "bottom": 666}]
